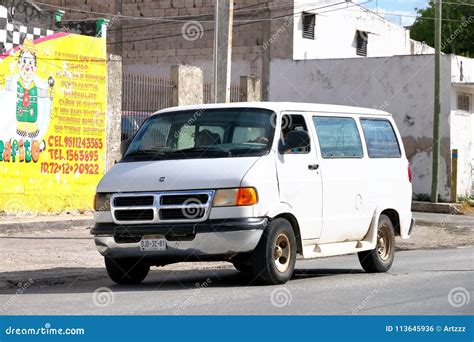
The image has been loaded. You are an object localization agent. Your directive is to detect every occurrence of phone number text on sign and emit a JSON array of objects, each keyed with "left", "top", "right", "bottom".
[
  {"left": 42, "top": 135, "right": 104, "bottom": 175},
  {"left": 48, "top": 136, "right": 104, "bottom": 149},
  {"left": 41, "top": 162, "right": 100, "bottom": 175}
]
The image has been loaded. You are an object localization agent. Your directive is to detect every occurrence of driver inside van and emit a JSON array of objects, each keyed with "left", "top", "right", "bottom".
[{"left": 195, "top": 129, "right": 221, "bottom": 147}]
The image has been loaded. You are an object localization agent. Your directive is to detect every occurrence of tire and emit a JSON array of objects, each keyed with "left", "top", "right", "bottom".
[
  {"left": 233, "top": 262, "right": 253, "bottom": 274},
  {"left": 251, "top": 218, "right": 297, "bottom": 285},
  {"left": 231, "top": 255, "right": 253, "bottom": 274},
  {"left": 358, "top": 214, "right": 395, "bottom": 273},
  {"left": 104, "top": 256, "right": 150, "bottom": 284}
]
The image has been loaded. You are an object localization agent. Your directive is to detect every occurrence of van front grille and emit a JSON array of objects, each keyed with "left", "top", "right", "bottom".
[{"left": 111, "top": 191, "right": 214, "bottom": 224}]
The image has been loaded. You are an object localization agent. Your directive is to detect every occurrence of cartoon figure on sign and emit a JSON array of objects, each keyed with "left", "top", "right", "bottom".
[
  {"left": 14, "top": 39, "right": 54, "bottom": 139},
  {"left": 0, "top": 39, "right": 55, "bottom": 163},
  {"left": 0, "top": 39, "right": 55, "bottom": 160}
]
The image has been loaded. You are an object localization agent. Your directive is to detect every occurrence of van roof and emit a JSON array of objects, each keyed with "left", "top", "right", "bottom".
[{"left": 156, "top": 102, "right": 391, "bottom": 116}]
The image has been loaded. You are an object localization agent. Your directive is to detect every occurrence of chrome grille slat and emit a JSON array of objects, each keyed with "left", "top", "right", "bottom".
[{"left": 110, "top": 191, "right": 214, "bottom": 225}]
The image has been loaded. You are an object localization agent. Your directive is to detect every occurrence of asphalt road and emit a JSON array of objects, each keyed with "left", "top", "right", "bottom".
[{"left": 1, "top": 247, "right": 472, "bottom": 315}]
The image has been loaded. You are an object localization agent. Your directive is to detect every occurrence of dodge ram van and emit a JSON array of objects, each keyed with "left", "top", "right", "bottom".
[{"left": 92, "top": 102, "right": 414, "bottom": 285}]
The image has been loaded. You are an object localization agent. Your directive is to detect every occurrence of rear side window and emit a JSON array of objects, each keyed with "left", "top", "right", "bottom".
[
  {"left": 360, "top": 119, "right": 401, "bottom": 158},
  {"left": 312, "top": 116, "right": 363, "bottom": 158}
]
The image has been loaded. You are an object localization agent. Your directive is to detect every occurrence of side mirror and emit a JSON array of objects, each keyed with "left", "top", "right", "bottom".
[
  {"left": 120, "top": 139, "right": 131, "bottom": 157},
  {"left": 279, "top": 130, "right": 310, "bottom": 154}
]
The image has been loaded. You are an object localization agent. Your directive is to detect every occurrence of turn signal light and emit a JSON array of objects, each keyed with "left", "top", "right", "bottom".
[
  {"left": 213, "top": 187, "right": 258, "bottom": 207},
  {"left": 236, "top": 187, "right": 258, "bottom": 206}
]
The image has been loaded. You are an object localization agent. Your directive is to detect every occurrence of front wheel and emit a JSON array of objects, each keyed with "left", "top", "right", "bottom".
[
  {"left": 358, "top": 214, "right": 395, "bottom": 273},
  {"left": 251, "top": 218, "right": 297, "bottom": 285},
  {"left": 231, "top": 254, "right": 253, "bottom": 274},
  {"left": 105, "top": 256, "right": 150, "bottom": 284}
]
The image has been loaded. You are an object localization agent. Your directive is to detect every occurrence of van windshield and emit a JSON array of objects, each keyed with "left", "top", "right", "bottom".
[{"left": 122, "top": 108, "right": 275, "bottom": 161}]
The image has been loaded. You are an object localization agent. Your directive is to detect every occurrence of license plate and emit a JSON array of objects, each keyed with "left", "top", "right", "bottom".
[{"left": 140, "top": 236, "right": 166, "bottom": 251}]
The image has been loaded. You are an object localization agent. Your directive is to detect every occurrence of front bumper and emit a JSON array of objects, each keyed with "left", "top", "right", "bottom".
[{"left": 92, "top": 218, "right": 267, "bottom": 259}]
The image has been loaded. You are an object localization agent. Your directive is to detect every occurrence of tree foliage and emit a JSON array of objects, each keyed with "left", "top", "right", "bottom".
[{"left": 410, "top": 0, "right": 474, "bottom": 57}]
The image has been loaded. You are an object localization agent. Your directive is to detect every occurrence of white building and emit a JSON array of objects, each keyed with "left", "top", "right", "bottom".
[{"left": 291, "top": 0, "right": 434, "bottom": 60}]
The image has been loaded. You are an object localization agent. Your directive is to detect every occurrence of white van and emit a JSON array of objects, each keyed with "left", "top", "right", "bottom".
[{"left": 92, "top": 102, "right": 414, "bottom": 285}]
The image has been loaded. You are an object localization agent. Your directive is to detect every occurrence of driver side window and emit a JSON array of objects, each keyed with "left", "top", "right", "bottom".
[{"left": 280, "top": 114, "right": 311, "bottom": 154}]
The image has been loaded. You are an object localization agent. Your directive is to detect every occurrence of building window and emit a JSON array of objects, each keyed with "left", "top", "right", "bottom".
[
  {"left": 457, "top": 93, "right": 471, "bottom": 112},
  {"left": 356, "top": 30, "right": 368, "bottom": 57},
  {"left": 302, "top": 13, "right": 315, "bottom": 39}
]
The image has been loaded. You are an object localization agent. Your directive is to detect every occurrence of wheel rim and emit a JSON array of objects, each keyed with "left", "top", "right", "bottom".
[
  {"left": 377, "top": 224, "right": 392, "bottom": 261},
  {"left": 274, "top": 233, "right": 291, "bottom": 273}
]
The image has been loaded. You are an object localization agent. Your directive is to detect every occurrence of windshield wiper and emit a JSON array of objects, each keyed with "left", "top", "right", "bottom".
[
  {"left": 171, "top": 147, "right": 231, "bottom": 156},
  {"left": 229, "top": 147, "right": 267, "bottom": 156},
  {"left": 124, "top": 150, "right": 166, "bottom": 159}
]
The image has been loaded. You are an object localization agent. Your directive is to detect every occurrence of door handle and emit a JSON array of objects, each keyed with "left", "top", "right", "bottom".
[{"left": 308, "top": 164, "right": 319, "bottom": 170}]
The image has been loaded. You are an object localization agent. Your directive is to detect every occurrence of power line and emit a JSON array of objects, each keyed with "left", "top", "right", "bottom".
[
  {"left": 107, "top": 1, "right": 298, "bottom": 34},
  {"left": 443, "top": 1, "right": 474, "bottom": 7},
  {"left": 107, "top": 1, "right": 352, "bottom": 46},
  {"left": 341, "top": 7, "right": 464, "bottom": 22},
  {"left": 35, "top": 0, "right": 326, "bottom": 24}
]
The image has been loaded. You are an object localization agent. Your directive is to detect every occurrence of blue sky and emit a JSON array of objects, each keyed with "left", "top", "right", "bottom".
[{"left": 360, "top": 0, "right": 430, "bottom": 26}]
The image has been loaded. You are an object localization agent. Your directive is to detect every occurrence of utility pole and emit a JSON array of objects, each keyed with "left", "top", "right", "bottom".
[
  {"left": 431, "top": 0, "right": 442, "bottom": 203},
  {"left": 213, "top": 0, "right": 233, "bottom": 103}
]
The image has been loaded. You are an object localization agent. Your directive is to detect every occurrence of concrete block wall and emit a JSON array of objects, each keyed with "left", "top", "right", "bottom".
[
  {"left": 8, "top": 0, "right": 293, "bottom": 96},
  {"left": 115, "top": 0, "right": 293, "bottom": 98}
]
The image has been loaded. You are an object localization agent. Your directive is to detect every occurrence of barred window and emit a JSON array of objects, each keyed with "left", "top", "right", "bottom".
[
  {"left": 302, "top": 13, "right": 315, "bottom": 39},
  {"left": 356, "top": 30, "right": 368, "bottom": 57},
  {"left": 457, "top": 93, "right": 471, "bottom": 112}
]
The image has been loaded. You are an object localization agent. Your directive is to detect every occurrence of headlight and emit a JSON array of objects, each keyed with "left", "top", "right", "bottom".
[
  {"left": 94, "top": 193, "right": 111, "bottom": 211},
  {"left": 213, "top": 187, "right": 258, "bottom": 207}
]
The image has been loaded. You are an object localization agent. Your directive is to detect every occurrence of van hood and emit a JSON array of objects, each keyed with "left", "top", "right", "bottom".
[{"left": 97, "top": 157, "right": 261, "bottom": 193}]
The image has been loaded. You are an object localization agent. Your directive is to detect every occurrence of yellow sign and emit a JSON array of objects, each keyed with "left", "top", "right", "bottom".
[{"left": 0, "top": 33, "right": 106, "bottom": 213}]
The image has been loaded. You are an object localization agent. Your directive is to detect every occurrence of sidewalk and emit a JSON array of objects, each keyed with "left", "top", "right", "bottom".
[{"left": 0, "top": 214, "right": 93, "bottom": 234}]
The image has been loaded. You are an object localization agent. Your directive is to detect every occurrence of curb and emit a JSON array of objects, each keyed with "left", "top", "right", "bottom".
[
  {"left": 412, "top": 201, "right": 463, "bottom": 215},
  {"left": 0, "top": 216, "right": 93, "bottom": 234}
]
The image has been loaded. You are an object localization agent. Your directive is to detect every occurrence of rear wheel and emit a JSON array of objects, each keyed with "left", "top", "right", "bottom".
[
  {"left": 105, "top": 256, "right": 150, "bottom": 284},
  {"left": 358, "top": 214, "right": 395, "bottom": 273},
  {"left": 251, "top": 218, "right": 296, "bottom": 285}
]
